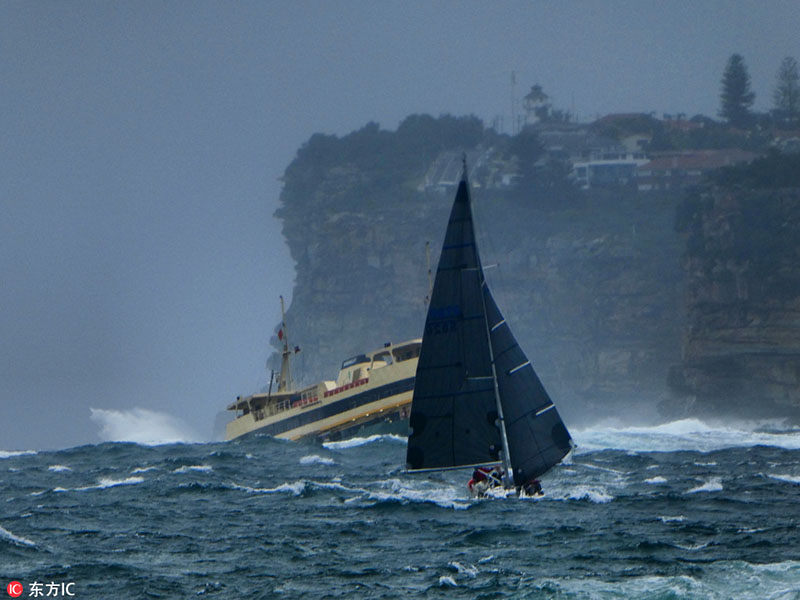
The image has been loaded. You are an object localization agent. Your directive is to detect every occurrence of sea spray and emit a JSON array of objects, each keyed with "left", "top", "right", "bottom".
[{"left": 90, "top": 407, "right": 201, "bottom": 445}]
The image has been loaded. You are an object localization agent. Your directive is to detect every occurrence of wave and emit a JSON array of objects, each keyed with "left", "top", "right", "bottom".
[
  {"left": 229, "top": 477, "right": 471, "bottom": 509},
  {"left": 300, "top": 454, "right": 335, "bottom": 466},
  {"left": 0, "top": 524, "right": 36, "bottom": 547},
  {"left": 767, "top": 473, "right": 800, "bottom": 485},
  {"left": 686, "top": 477, "right": 723, "bottom": 494},
  {"left": 172, "top": 465, "right": 213, "bottom": 474},
  {"left": 90, "top": 407, "right": 202, "bottom": 445},
  {"left": 644, "top": 476, "right": 667, "bottom": 484},
  {"left": 564, "top": 485, "right": 614, "bottom": 504},
  {"left": 574, "top": 417, "right": 800, "bottom": 453},
  {"left": 53, "top": 476, "right": 145, "bottom": 493},
  {"left": 48, "top": 465, "right": 72, "bottom": 473},
  {"left": 322, "top": 434, "right": 406, "bottom": 450},
  {"left": 0, "top": 450, "right": 37, "bottom": 459}
]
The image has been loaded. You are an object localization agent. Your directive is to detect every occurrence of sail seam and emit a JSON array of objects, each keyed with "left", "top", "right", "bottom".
[{"left": 508, "top": 361, "right": 530, "bottom": 375}]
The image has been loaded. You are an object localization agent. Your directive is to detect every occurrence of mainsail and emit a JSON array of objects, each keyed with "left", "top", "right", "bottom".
[{"left": 406, "top": 166, "right": 572, "bottom": 488}]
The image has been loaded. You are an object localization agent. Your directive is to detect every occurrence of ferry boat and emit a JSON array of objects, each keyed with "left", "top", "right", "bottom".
[{"left": 225, "top": 298, "right": 420, "bottom": 443}]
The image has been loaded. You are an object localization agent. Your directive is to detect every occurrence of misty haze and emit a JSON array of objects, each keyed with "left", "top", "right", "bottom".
[{"left": 2, "top": 2, "right": 799, "bottom": 598}]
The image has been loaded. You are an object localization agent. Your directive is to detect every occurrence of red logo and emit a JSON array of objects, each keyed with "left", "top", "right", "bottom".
[{"left": 6, "top": 582, "right": 23, "bottom": 598}]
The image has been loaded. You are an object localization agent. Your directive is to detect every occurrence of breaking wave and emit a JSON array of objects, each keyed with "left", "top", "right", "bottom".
[
  {"left": 0, "top": 524, "right": 36, "bottom": 547},
  {"left": 574, "top": 417, "right": 800, "bottom": 453},
  {"left": 90, "top": 407, "right": 201, "bottom": 445},
  {"left": 0, "top": 450, "right": 37, "bottom": 459},
  {"left": 322, "top": 433, "right": 406, "bottom": 450}
]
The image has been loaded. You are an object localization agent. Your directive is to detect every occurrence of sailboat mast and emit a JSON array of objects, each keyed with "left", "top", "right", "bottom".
[{"left": 462, "top": 159, "right": 514, "bottom": 488}]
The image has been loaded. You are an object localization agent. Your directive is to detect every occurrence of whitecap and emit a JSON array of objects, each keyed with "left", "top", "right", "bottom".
[
  {"left": 658, "top": 515, "right": 687, "bottom": 523},
  {"left": 366, "top": 478, "right": 470, "bottom": 510},
  {"left": 574, "top": 417, "right": 800, "bottom": 453},
  {"left": 61, "top": 476, "right": 146, "bottom": 492},
  {"left": 644, "top": 476, "right": 667, "bottom": 484},
  {"left": 90, "top": 407, "right": 201, "bottom": 445},
  {"left": 97, "top": 476, "right": 145, "bottom": 489},
  {"left": 0, "top": 524, "right": 36, "bottom": 547},
  {"left": 299, "top": 455, "right": 335, "bottom": 466},
  {"left": 448, "top": 561, "right": 478, "bottom": 578},
  {"left": 322, "top": 434, "right": 406, "bottom": 450},
  {"left": 566, "top": 485, "right": 613, "bottom": 503},
  {"left": 131, "top": 466, "right": 158, "bottom": 474},
  {"left": 438, "top": 576, "right": 457, "bottom": 588},
  {"left": 478, "top": 555, "right": 495, "bottom": 564},
  {"left": 0, "top": 450, "right": 37, "bottom": 459},
  {"left": 173, "top": 465, "right": 213, "bottom": 474},
  {"left": 686, "top": 477, "right": 723, "bottom": 494},
  {"left": 767, "top": 473, "right": 800, "bottom": 485},
  {"left": 230, "top": 480, "right": 307, "bottom": 496},
  {"left": 48, "top": 465, "right": 72, "bottom": 473}
]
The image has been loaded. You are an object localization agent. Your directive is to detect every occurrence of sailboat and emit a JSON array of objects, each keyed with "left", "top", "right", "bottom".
[{"left": 405, "top": 160, "right": 573, "bottom": 494}]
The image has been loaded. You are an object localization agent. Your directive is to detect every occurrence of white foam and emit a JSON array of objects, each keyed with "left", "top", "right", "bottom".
[
  {"left": 300, "top": 455, "right": 335, "bottom": 466},
  {"left": 131, "top": 466, "right": 158, "bottom": 474},
  {"left": 574, "top": 417, "right": 800, "bottom": 453},
  {"left": 438, "top": 576, "right": 458, "bottom": 588},
  {"left": 448, "top": 561, "right": 478, "bottom": 578},
  {"left": 686, "top": 477, "right": 723, "bottom": 494},
  {"left": 322, "top": 434, "right": 406, "bottom": 450},
  {"left": 55, "top": 476, "right": 146, "bottom": 493},
  {"left": 767, "top": 473, "right": 800, "bottom": 485},
  {"left": 93, "top": 476, "right": 145, "bottom": 489},
  {"left": 48, "top": 465, "right": 72, "bottom": 473},
  {"left": 172, "top": 465, "right": 213, "bottom": 474},
  {"left": 0, "top": 450, "right": 37, "bottom": 459},
  {"left": 231, "top": 481, "right": 307, "bottom": 496},
  {"left": 367, "top": 478, "right": 470, "bottom": 510},
  {"left": 566, "top": 485, "right": 613, "bottom": 503},
  {"left": 0, "top": 524, "right": 35, "bottom": 547},
  {"left": 644, "top": 476, "right": 667, "bottom": 484},
  {"left": 658, "top": 515, "right": 687, "bottom": 523},
  {"left": 90, "top": 407, "right": 201, "bottom": 445}
]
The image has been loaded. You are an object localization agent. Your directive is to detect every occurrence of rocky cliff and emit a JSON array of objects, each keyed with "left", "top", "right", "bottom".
[
  {"left": 272, "top": 117, "right": 685, "bottom": 425},
  {"left": 271, "top": 117, "right": 800, "bottom": 424},
  {"left": 669, "top": 184, "right": 800, "bottom": 418}
]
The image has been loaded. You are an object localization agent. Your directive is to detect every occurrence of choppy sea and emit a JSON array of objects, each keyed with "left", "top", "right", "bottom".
[{"left": 2, "top": 417, "right": 799, "bottom": 599}]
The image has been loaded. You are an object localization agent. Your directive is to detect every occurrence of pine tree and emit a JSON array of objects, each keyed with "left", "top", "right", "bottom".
[
  {"left": 719, "top": 54, "right": 755, "bottom": 127},
  {"left": 773, "top": 56, "right": 800, "bottom": 123}
]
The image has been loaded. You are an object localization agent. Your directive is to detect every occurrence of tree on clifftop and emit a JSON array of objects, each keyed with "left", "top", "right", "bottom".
[
  {"left": 719, "top": 54, "right": 755, "bottom": 128},
  {"left": 773, "top": 56, "right": 800, "bottom": 126}
]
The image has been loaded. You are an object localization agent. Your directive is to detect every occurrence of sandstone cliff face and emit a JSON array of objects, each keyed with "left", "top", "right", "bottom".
[
  {"left": 669, "top": 188, "right": 800, "bottom": 417},
  {"left": 271, "top": 122, "right": 800, "bottom": 424},
  {"left": 276, "top": 154, "right": 684, "bottom": 425}
]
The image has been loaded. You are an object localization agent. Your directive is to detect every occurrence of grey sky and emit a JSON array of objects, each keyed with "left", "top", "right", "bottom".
[{"left": 2, "top": 1, "right": 798, "bottom": 450}]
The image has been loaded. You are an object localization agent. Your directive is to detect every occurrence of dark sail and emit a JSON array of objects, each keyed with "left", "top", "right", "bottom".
[
  {"left": 406, "top": 176, "right": 502, "bottom": 471},
  {"left": 406, "top": 167, "right": 573, "bottom": 487},
  {"left": 483, "top": 288, "right": 573, "bottom": 486}
]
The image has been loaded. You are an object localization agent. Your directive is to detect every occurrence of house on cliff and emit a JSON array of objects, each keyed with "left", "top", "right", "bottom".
[{"left": 636, "top": 149, "right": 757, "bottom": 191}]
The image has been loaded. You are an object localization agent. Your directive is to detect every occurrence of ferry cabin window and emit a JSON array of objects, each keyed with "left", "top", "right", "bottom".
[{"left": 394, "top": 345, "right": 421, "bottom": 362}]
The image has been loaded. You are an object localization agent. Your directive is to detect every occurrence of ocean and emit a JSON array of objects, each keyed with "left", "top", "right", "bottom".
[{"left": 2, "top": 418, "right": 799, "bottom": 599}]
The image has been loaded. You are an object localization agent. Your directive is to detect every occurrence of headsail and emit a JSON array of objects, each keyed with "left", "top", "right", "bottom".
[
  {"left": 483, "top": 287, "right": 572, "bottom": 486},
  {"left": 406, "top": 166, "right": 572, "bottom": 487}
]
